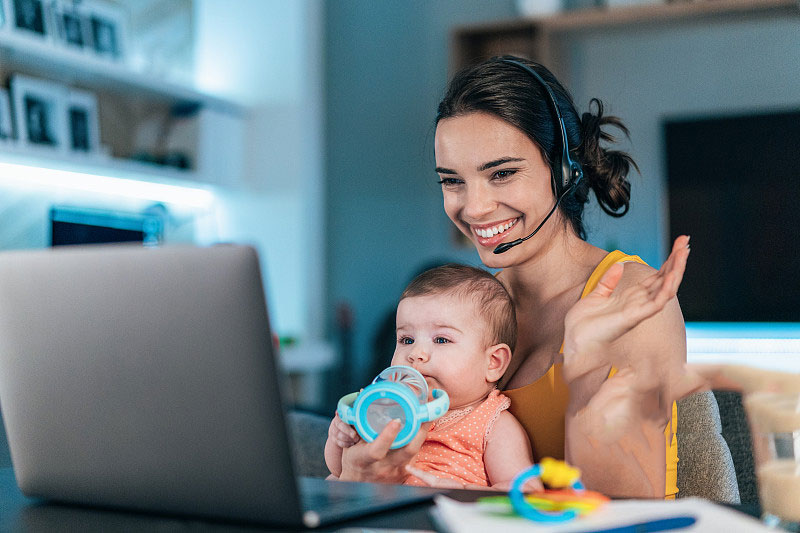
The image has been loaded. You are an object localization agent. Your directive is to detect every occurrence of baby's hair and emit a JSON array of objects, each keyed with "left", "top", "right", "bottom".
[{"left": 400, "top": 263, "right": 516, "bottom": 353}]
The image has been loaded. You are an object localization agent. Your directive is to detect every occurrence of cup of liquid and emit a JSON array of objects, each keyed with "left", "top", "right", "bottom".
[
  {"left": 745, "top": 391, "right": 800, "bottom": 530},
  {"left": 722, "top": 366, "right": 800, "bottom": 530}
]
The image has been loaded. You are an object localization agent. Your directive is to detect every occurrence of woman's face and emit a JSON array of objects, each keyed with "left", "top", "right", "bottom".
[{"left": 434, "top": 111, "right": 559, "bottom": 268}]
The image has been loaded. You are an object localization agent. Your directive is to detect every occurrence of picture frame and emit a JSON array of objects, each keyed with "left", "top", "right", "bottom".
[
  {"left": 53, "top": 0, "right": 91, "bottom": 51},
  {"left": 65, "top": 88, "right": 99, "bottom": 155},
  {"left": 7, "top": 0, "right": 52, "bottom": 40},
  {"left": 84, "top": 0, "right": 127, "bottom": 62},
  {"left": 10, "top": 74, "right": 67, "bottom": 152},
  {"left": 0, "top": 88, "right": 14, "bottom": 144}
]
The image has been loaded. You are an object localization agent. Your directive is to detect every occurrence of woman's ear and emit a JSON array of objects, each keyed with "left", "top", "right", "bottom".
[{"left": 486, "top": 343, "right": 512, "bottom": 383}]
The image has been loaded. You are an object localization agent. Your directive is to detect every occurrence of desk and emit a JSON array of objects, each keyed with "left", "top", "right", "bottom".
[
  {"left": 0, "top": 467, "right": 762, "bottom": 532},
  {"left": 0, "top": 467, "right": 446, "bottom": 532}
]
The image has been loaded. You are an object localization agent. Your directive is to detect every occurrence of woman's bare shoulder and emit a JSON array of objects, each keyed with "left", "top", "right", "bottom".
[
  {"left": 615, "top": 260, "right": 686, "bottom": 356},
  {"left": 615, "top": 260, "right": 656, "bottom": 288}
]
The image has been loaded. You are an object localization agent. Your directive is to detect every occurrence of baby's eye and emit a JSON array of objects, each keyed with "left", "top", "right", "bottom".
[
  {"left": 433, "top": 337, "right": 450, "bottom": 344},
  {"left": 398, "top": 336, "right": 414, "bottom": 345}
]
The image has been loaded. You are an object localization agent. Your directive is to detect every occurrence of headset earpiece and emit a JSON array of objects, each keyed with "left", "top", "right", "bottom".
[
  {"left": 493, "top": 59, "right": 583, "bottom": 255},
  {"left": 569, "top": 161, "right": 583, "bottom": 190}
]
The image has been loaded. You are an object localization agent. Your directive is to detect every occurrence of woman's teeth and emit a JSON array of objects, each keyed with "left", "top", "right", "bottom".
[{"left": 475, "top": 219, "right": 516, "bottom": 239}]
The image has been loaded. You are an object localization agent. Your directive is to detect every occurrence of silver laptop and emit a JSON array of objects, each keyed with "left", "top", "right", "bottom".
[{"left": 0, "top": 244, "right": 437, "bottom": 528}]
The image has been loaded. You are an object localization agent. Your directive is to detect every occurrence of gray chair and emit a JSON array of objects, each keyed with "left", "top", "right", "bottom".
[
  {"left": 713, "top": 390, "right": 758, "bottom": 504},
  {"left": 676, "top": 390, "right": 740, "bottom": 503},
  {"left": 286, "top": 410, "right": 332, "bottom": 478}
]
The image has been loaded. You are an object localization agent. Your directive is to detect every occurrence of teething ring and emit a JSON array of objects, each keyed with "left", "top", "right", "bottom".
[{"left": 509, "top": 458, "right": 585, "bottom": 523}]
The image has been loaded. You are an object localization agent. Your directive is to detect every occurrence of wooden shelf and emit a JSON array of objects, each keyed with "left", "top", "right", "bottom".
[
  {"left": 0, "top": 31, "right": 240, "bottom": 113},
  {"left": 452, "top": 0, "right": 800, "bottom": 69}
]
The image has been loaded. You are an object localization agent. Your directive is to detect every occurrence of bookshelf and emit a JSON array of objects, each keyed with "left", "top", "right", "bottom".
[
  {"left": 452, "top": 0, "right": 800, "bottom": 73},
  {"left": 0, "top": 28, "right": 243, "bottom": 186}
]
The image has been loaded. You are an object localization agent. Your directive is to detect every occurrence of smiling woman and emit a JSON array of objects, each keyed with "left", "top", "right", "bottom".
[{"left": 430, "top": 57, "right": 685, "bottom": 499}]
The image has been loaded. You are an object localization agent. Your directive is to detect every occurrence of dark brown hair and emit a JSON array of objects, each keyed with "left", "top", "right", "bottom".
[
  {"left": 400, "top": 263, "right": 516, "bottom": 353},
  {"left": 436, "top": 55, "right": 638, "bottom": 240}
]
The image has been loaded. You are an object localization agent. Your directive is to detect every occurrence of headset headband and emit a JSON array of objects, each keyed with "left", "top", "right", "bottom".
[{"left": 500, "top": 59, "right": 583, "bottom": 192}]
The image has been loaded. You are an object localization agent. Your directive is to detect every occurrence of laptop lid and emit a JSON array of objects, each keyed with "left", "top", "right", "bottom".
[{"left": 0, "top": 244, "right": 312, "bottom": 526}]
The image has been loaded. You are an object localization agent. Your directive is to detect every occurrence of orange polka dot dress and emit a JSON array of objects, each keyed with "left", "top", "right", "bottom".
[{"left": 405, "top": 389, "right": 510, "bottom": 487}]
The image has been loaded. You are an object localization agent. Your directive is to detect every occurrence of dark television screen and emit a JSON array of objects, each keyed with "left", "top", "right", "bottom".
[
  {"left": 664, "top": 109, "right": 800, "bottom": 321},
  {"left": 51, "top": 221, "right": 144, "bottom": 246},
  {"left": 50, "top": 207, "right": 162, "bottom": 247}
]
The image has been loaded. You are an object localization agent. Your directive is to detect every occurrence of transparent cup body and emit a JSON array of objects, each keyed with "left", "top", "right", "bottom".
[
  {"left": 743, "top": 390, "right": 800, "bottom": 528},
  {"left": 365, "top": 366, "right": 428, "bottom": 437},
  {"left": 365, "top": 398, "right": 406, "bottom": 434}
]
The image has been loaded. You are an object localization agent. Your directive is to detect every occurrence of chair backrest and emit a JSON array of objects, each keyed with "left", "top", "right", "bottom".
[
  {"left": 676, "top": 390, "right": 740, "bottom": 503},
  {"left": 287, "top": 410, "right": 332, "bottom": 478},
  {"left": 713, "top": 390, "right": 758, "bottom": 504}
]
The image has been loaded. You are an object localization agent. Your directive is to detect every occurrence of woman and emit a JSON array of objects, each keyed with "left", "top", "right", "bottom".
[{"left": 338, "top": 56, "right": 691, "bottom": 499}]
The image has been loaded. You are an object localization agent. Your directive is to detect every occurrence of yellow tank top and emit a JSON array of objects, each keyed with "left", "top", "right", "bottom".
[{"left": 503, "top": 250, "right": 679, "bottom": 499}]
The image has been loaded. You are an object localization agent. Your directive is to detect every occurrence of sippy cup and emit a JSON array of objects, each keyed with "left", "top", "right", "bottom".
[{"left": 337, "top": 365, "right": 449, "bottom": 449}]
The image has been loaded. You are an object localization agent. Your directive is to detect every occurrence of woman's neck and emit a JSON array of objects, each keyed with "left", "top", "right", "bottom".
[{"left": 499, "top": 229, "right": 604, "bottom": 308}]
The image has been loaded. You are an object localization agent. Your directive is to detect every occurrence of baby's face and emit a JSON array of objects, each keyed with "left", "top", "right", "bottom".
[{"left": 390, "top": 292, "right": 496, "bottom": 409}]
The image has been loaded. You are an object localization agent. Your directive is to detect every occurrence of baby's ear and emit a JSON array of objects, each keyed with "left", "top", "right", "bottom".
[{"left": 486, "top": 343, "right": 512, "bottom": 383}]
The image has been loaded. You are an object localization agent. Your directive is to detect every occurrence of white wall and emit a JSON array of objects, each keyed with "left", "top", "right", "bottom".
[{"left": 194, "top": 0, "right": 325, "bottom": 339}]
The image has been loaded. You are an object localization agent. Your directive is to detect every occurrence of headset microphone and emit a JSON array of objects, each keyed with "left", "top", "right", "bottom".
[{"left": 493, "top": 59, "right": 584, "bottom": 255}]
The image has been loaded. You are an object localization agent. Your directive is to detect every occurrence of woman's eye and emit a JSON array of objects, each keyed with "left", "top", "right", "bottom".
[
  {"left": 493, "top": 169, "right": 516, "bottom": 180},
  {"left": 437, "top": 177, "right": 463, "bottom": 187},
  {"left": 433, "top": 337, "right": 450, "bottom": 344},
  {"left": 398, "top": 337, "right": 414, "bottom": 345}
]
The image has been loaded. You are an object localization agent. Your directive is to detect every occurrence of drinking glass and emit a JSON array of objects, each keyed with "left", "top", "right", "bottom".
[{"left": 744, "top": 391, "right": 800, "bottom": 531}]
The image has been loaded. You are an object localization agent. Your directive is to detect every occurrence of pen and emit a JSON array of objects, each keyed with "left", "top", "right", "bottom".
[{"left": 577, "top": 515, "right": 696, "bottom": 533}]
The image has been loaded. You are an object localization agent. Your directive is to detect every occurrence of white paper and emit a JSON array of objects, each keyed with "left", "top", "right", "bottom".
[{"left": 432, "top": 495, "right": 773, "bottom": 533}]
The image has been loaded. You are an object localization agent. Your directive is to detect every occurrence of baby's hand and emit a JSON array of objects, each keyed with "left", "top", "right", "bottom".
[{"left": 329, "top": 413, "right": 360, "bottom": 448}]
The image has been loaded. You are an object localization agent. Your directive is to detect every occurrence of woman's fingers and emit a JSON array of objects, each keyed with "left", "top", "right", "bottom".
[{"left": 365, "top": 419, "right": 403, "bottom": 461}]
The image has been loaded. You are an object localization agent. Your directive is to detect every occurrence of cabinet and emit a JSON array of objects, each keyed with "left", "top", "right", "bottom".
[
  {"left": 0, "top": 23, "right": 244, "bottom": 189},
  {"left": 451, "top": 0, "right": 800, "bottom": 78}
]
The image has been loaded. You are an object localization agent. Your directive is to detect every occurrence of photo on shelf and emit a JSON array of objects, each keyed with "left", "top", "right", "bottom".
[
  {"left": 0, "top": 88, "right": 14, "bottom": 143},
  {"left": 66, "top": 88, "right": 100, "bottom": 155},
  {"left": 85, "top": 0, "right": 128, "bottom": 62},
  {"left": 54, "top": 0, "right": 90, "bottom": 51},
  {"left": 10, "top": 74, "right": 67, "bottom": 152},
  {"left": 8, "top": 0, "right": 51, "bottom": 39}
]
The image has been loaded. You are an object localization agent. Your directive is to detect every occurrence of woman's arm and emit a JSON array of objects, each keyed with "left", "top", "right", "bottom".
[{"left": 562, "top": 236, "right": 690, "bottom": 498}]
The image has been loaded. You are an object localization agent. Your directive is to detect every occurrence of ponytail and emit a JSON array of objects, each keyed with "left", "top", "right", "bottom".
[{"left": 578, "top": 98, "right": 638, "bottom": 218}]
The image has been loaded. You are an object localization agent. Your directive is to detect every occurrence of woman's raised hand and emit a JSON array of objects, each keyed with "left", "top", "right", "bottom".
[
  {"left": 562, "top": 235, "right": 690, "bottom": 384},
  {"left": 338, "top": 420, "right": 430, "bottom": 483}
]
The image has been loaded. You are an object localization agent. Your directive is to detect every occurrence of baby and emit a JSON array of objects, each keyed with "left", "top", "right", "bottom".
[{"left": 325, "top": 263, "right": 534, "bottom": 489}]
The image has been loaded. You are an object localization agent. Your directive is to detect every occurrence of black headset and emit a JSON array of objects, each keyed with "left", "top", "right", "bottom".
[{"left": 493, "top": 59, "right": 584, "bottom": 254}]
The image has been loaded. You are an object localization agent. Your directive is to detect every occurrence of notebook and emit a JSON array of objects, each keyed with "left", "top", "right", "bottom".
[{"left": 0, "top": 244, "right": 438, "bottom": 528}]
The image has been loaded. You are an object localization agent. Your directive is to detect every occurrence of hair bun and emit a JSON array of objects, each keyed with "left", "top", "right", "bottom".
[{"left": 579, "top": 99, "right": 638, "bottom": 217}]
